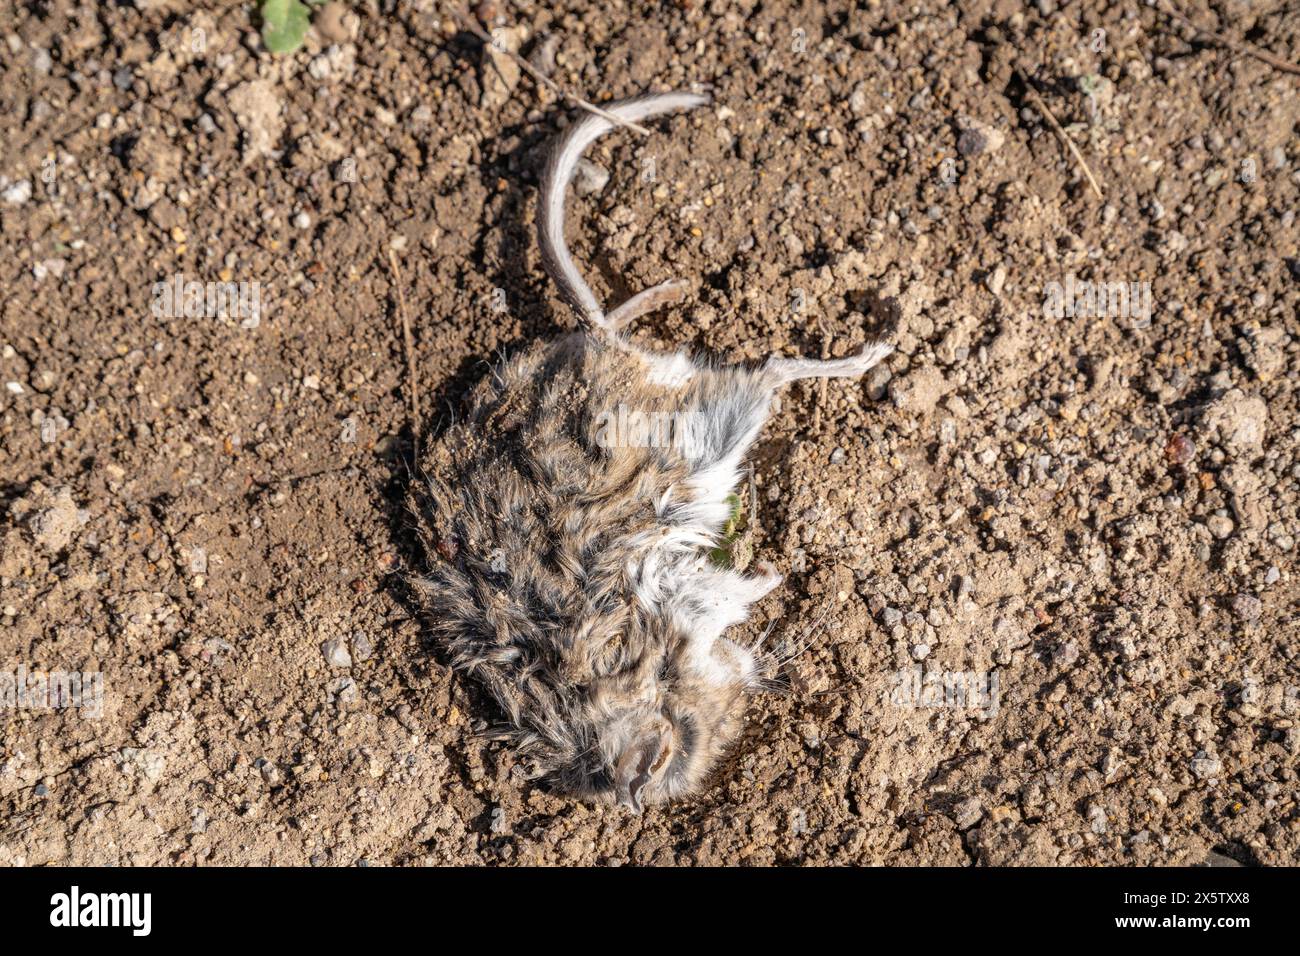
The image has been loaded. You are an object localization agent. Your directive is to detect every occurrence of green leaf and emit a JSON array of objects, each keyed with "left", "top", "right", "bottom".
[
  {"left": 721, "top": 493, "right": 743, "bottom": 536},
  {"left": 709, "top": 494, "right": 746, "bottom": 568},
  {"left": 260, "top": 0, "right": 312, "bottom": 54}
]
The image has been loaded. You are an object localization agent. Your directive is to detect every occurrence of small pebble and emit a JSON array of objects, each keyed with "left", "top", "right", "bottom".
[
  {"left": 2, "top": 180, "right": 32, "bottom": 205},
  {"left": 573, "top": 159, "right": 610, "bottom": 196},
  {"left": 1231, "top": 593, "right": 1262, "bottom": 622},
  {"left": 317, "top": 2, "right": 354, "bottom": 44},
  {"left": 1164, "top": 433, "right": 1195, "bottom": 465},
  {"left": 952, "top": 797, "right": 982, "bottom": 828},
  {"left": 1053, "top": 640, "right": 1080, "bottom": 667},
  {"left": 1190, "top": 750, "right": 1222, "bottom": 780},
  {"left": 1206, "top": 514, "right": 1234, "bottom": 540},
  {"left": 957, "top": 128, "right": 986, "bottom": 156},
  {"left": 321, "top": 639, "right": 352, "bottom": 668},
  {"left": 985, "top": 265, "right": 1006, "bottom": 296}
]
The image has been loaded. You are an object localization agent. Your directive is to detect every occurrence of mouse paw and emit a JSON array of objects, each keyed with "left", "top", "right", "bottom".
[{"left": 751, "top": 560, "right": 782, "bottom": 597}]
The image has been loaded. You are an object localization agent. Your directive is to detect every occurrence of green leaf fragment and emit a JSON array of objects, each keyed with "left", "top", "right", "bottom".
[
  {"left": 710, "top": 494, "right": 745, "bottom": 568},
  {"left": 260, "top": 0, "right": 312, "bottom": 54}
]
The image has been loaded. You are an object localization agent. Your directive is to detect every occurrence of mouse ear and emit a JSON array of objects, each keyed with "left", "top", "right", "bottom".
[{"left": 613, "top": 729, "right": 671, "bottom": 813}]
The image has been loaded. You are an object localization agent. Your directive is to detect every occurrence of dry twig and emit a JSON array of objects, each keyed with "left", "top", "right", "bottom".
[
  {"left": 1156, "top": 0, "right": 1300, "bottom": 77},
  {"left": 447, "top": 7, "right": 653, "bottom": 135},
  {"left": 387, "top": 248, "right": 422, "bottom": 459},
  {"left": 1015, "top": 68, "right": 1105, "bottom": 201}
]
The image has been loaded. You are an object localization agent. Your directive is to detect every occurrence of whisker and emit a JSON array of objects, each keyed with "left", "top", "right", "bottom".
[{"left": 750, "top": 618, "right": 778, "bottom": 652}]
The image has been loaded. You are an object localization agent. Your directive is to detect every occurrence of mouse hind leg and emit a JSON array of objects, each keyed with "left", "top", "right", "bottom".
[
  {"left": 668, "top": 341, "right": 892, "bottom": 523},
  {"left": 763, "top": 341, "right": 894, "bottom": 385},
  {"left": 654, "top": 340, "right": 892, "bottom": 533}
]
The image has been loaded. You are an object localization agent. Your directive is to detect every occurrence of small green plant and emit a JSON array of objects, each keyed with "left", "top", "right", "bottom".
[
  {"left": 709, "top": 493, "right": 750, "bottom": 569},
  {"left": 260, "top": 0, "right": 324, "bottom": 55}
]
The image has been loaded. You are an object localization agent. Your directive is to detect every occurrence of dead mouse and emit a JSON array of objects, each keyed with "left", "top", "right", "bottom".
[{"left": 410, "top": 91, "right": 892, "bottom": 810}]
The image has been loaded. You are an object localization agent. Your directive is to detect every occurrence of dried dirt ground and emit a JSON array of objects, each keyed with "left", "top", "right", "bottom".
[{"left": 1, "top": 0, "right": 1298, "bottom": 866}]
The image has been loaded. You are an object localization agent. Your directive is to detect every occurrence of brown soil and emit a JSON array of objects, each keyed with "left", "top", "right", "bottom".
[{"left": 1, "top": 0, "right": 1297, "bottom": 865}]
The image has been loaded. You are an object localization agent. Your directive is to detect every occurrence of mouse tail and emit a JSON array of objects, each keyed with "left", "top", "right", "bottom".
[{"left": 537, "top": 91, "right": 710, "bottom": 334}]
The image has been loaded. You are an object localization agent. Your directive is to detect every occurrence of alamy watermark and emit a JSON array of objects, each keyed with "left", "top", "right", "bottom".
[
  {"left": 151, "top": 273, "right": 262, "bottom": 328},
  {"left": 890, "top": 664, "right": 999, "bottom": 718},
  {"left": 594, "top": 403, "right": 705, "bottom": 458},
  {"left": 50, "top": 886, "right": 151, "bottom": 936},
  {"left": 1043, "top": 273, "right": 1153, "bottom": 329},
  {"left": 0, "top": 664, "right": 104, "bottom": 719}
]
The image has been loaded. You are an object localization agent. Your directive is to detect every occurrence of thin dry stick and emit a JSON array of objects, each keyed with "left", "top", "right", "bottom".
[
  {"left": 387, "top": 248, "right": 422, "bottom": 459},
  {"left": 747, "top": 464, "right": 759, "bottom": 533},
  {"left": 1157, "top": 0, "right": 1300, "bottom": 77},
  {"left": 1015, "top": 68, "right": 1105, "bottom": 201},
  {"left": 448, "top": 7, "right": 652, "bottom": 136},
  {"left": 813, "top": 318, "right": 829, "bottom": 433}
]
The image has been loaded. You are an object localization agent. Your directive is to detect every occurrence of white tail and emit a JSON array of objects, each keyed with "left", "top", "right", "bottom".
[{"left": 537, "top": 92, "right": 709, "bottom": 333}]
